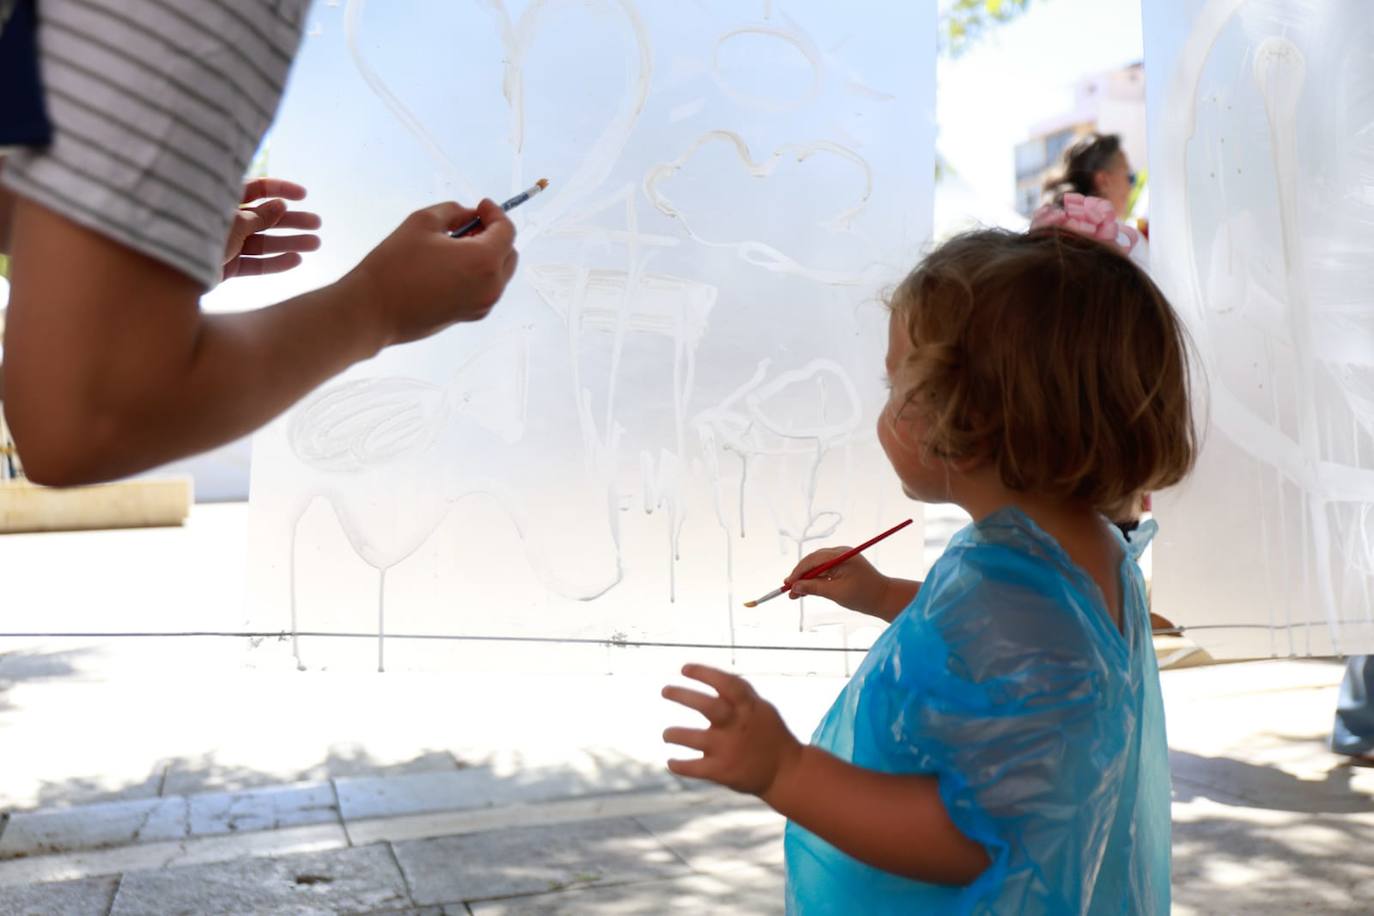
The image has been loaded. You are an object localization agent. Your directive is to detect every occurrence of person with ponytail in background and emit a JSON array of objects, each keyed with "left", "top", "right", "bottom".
[{"left": 1043, "top": 132, "right": 1139, "bottom": 222}]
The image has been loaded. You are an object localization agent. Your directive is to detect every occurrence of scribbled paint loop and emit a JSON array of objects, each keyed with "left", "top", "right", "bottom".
[{"left": 288, "top": 377, "right": 447, "bottom": 473}]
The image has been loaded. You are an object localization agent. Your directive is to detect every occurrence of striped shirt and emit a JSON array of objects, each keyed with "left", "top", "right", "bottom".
[{"left": 1, "top": 0, "right": 308, "bottom": 289}]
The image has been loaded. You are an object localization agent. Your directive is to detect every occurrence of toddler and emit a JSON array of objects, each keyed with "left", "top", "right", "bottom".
[{"left": 662, "top": 207, "right": 1195, "bottom": 914}]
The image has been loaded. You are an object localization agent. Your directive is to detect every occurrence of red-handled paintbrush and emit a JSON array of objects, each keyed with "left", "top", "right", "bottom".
[{"left": 742, "top": 518, "right": 915, "bottom": 608}]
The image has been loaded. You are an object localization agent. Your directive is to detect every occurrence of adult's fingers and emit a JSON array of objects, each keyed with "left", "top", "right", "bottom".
[
  {"left": 236, "top": 199, "right": 287, "bottom": 234},
  {"left": 662, "top": 685, "right": 733, "bottom": 726},
  {"left": 469, "top": 198, "right": 515, "bottom": 249},
  {"left": 416, "top": 201, "right": 479, "bottom": 232},
  {"left": 275, "top": 210, "right": 323, "bottom": 231},
  {"left": 225, "top": 252, "right": 302, "bottom": 278},
  {"left": 662, "top": 726, "right": 711, "bottom": 753},
  {"left": 680, "top": 664, "right": 750, "bottom": 703},
  {"left": 240, "top": 232, "right": 322, "bottom": 256},
  {"left": 241, "top": 178, "right": 307, "bottom": 204},
  {"left": 500, "top": 248, "right": 519, "bottom": 284}
]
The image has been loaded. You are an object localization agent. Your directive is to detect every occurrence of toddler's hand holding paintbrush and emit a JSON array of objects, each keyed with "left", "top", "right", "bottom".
[
  {"left": 783, "top": 549, "right": 923, "bottom": 625},
  {"left": 782, "top": 549, "right": 895, "bottom": 613},
  {"left": 746, "top": 519, "right": 923, "bottom": 625}
]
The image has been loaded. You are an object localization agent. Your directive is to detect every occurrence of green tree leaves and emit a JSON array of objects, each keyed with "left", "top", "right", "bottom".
[{"left": 942, "top": 0, "right": 1038, "bottom": 57}]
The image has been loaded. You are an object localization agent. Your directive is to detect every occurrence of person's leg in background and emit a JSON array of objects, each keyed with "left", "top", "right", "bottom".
[{"left": 1333, "top": 656, "right": 1374, "bottom": 763}]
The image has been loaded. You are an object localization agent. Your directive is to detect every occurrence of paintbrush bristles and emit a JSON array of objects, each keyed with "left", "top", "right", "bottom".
[
  {"left": 535, "top": 177, "right": 549, "bottom": 190},
  {"left": 742, "top": 585, "right": 786, "bottom": 608}
]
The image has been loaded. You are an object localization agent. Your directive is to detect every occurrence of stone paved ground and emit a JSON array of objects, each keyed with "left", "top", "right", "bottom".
[
  {"left": 3, "top": 506, "right": 1372, "bottom": 913},
  {"left": 2, "top": 658, "right": 1369, "bottom": 914}
]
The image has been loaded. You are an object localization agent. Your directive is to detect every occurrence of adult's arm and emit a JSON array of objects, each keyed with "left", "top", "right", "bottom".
[
  {"left": 3, "top": 195, "right": 516, "bottom": 486},
  {"left": 1, "top": 165, "right": 11, "bottom": 406},
  {"left": 0, "top": 161, "right": 12, "bottom": 254}
]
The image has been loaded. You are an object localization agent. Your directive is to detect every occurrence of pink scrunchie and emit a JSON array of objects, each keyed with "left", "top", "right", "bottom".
[{"left": 1031, "top": 193, "right": 1141, "bottom": 254}]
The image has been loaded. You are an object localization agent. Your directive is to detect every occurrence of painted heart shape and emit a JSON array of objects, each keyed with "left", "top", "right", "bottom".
[{"left": 342, "top": 0, "right": 652, "bottom": 243}]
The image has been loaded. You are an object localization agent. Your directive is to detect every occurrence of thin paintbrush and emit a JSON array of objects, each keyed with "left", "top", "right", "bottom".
[
  {"left": 743, "top": 518, "right": 914, "bottom": 608},
  {"left": 450, "top": 178, "right": 549, "bottom": 237}
]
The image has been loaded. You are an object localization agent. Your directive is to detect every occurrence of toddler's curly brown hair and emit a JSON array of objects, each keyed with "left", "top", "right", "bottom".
[{"left": 887, "top": 227, "right": 1196, "bottom": 520}]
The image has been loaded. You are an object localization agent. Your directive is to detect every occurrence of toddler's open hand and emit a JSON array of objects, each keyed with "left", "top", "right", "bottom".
[{"left": 662, "top": 664, "right": 801, "bottom": 798}]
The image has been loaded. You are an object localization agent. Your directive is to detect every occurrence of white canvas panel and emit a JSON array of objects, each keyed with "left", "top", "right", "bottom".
[
  {"left": 245, "top": 0, "right": 935, "bottom": 672},
  {"left": 1145, "top": 0, "right": 1374, "bottom": 658}
]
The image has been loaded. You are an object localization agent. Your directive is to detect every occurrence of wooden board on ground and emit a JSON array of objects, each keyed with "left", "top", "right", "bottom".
[{"left": 0, "top": 478, "right": 191, "bottom": 534}]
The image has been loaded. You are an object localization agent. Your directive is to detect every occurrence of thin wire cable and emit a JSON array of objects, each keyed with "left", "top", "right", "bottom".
[
  {"left": 2, "top": 620, "right": 1366, "bottom": 646},
  {"left": 0, "top": 630, "right": 871, "bottom": 653}
]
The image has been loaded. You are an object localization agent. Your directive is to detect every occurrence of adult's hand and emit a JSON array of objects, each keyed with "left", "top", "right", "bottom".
[
  {"left": 341, "top": 198, "right": 518, "bottom": 347},
  {"left": 3, "top": 194, "right": 519, "bottom": 487},
  {"left": 221, "top": 178, "right": 322, "bottom": 280}
]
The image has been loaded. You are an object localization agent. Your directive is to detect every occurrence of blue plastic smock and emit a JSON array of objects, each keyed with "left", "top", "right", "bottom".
[{"left": 785, "top": 507, "right": 1169, "bottom": 914}]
